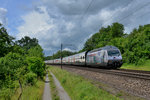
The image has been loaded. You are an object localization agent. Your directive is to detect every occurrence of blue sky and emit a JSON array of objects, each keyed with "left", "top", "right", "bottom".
[
  {"left": 0, "top": 0, "right": 150, "bottom": 56},
  {"left": 0, "top": 0, "right": 40, "bottom": 35}
]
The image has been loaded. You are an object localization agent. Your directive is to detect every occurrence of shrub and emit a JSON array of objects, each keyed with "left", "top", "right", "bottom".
[
  {"left": 137, "top": 58, "right": 145, "bottom": 65},
  {"left": 26, "top": 57, "right": 45, "bottom": 78},
  {"left": 0, "top": 52, "right": 25, "bottom": 80},
  {"left": 25, "top": 72, "right": 37, "bottom": 85}
]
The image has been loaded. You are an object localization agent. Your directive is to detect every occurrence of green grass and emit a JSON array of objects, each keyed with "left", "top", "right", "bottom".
[
  {"left": 0, "top": 81, "right": 20, "bottom": 100},
  {"left": 48, "top": 66, "right": 121, "bottom": 100},
  {"left": 20, "top": 80, "right": 44, "bottom": 100},
  {"left": 10, "top": 80, "right": 45, "bottom": 100},
  {"left": 48, "top": 72, "right": 60, "bottom": 100},
  {"left": 0, "top": 79, "right": 45, "bottom": 100},
  {"left": 121, "top": 60, "right": 150, "bottom": 71}
]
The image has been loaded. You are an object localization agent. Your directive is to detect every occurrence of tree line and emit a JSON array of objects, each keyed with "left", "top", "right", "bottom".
[
  {"left": 81, "top": 22, "right": 150, "bottom": 65},
  {"left": 0, "top": 23, "right": 46, "bottom": 99},
  {"left": 45, "top": 22, "right": 150, "bottom": 65},
  {"left": 45, "top": 50, "right": 76, "bottom": 60}
]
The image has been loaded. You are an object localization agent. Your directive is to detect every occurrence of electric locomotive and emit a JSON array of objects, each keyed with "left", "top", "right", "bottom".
[{"left": 86, "top": 46, "right": 123, "bottom": 68}]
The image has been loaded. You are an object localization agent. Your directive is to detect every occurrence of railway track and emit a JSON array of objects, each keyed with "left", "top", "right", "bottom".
[
  {"left": 53, "top": 65, "right": 150, "bottom": 80},
  {"left": 49, "top": 65, "right": 150, "bottom": 99}
]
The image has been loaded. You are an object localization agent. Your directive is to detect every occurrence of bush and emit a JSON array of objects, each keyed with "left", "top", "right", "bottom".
[
  {"left": 26, "top": 57, "right": 45, "bottom": 78},
  {"left": 25, "top": 72, "right": 37, "bottom": 85},
  {"left": 0, "top": 52, "right": 25, "bottom": 80},
  {"left": 27, "top": 45, "right": 44, "bottom": 59},
  {"left": 137, "top": 58, "right": 145, "bottom": 65}
]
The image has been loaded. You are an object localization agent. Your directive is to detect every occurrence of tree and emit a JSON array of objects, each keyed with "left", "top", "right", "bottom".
[
  {"left": 124, "top": 24, "right": 150, "bottom": 64},
  {"left": 110, "top": 22, "right": 124, "bottom": 37},
  {"left": 16, "top": 36, "right": 39, "bottom": 50},
  {"left": 86, "top": 33, "right": 102, "bottom": 50},
  {"left": 45, "top": 50, "right": 75, "bottom": 60},
  {"left": 0, "top": 23, "right": 14, "bottom": 57},
  {"left": 28, "top": 45, "right": 44, "bottom": 59},
  {"left": 82, "top": 22, "right": 150, "bottom": 65},
  {"left": 26, "top": 57, "right": 45, "bottom": 78},
  {"left": 0, "top": 52, "right": 25, "bottom": 81}
]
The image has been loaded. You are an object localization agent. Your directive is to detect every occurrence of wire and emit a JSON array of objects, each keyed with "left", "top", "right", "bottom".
[
  {"left": 118, "top": 2, "right": 150, "bottom": 22},
  {"left": 103, "top": 0, "right": 134, "bottom": 26},
  {"left": 103, "top": 1, "right": 150, "bottom": 26},
  {"left": 81, "top": 0, "right": 95, "bottom": 19},
  {"left": 53, "top": 1, "right": 150, "bottom": 55}
]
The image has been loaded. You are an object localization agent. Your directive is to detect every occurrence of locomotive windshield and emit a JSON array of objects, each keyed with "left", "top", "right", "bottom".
[{"left": 107, "top": 50, "right": 120, "bottom": 56}]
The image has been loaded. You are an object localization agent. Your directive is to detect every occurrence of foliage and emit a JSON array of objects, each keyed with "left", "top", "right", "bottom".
[
  {"left": 82, "top": 23, "right": 150, "bottom": 65},
  {"left": 25, "top": 72, "right": 37, "bottom": 85},
  {"left": 26, "top": 57, "right": 45, "bottom": 78},
  {"left": 0, "top": 52, "right": 25, "bottom": 81},
  {"left": 0, "top": 23, "right": 14, "bottom": 57},
  {"left": 0, "top": 23, "right": 45, "bottom": 99},
  {"left": 16, "top": 36, "right": 39, "bottom": 51},
  {"left": 28, "top": 45, "right": 44, "bottom": 59},
  {"left": 122, "top": 24, "right": 150, "bottom": 64},
  {"left": 83, "top": 22, "right": 125, "bottom": 51},
  {"left": 0, "top": 52, "right": 26, "bottom": 99},
  {"left": 45, "top": 50, "right": 76, "bottom": 60},
  {"left": 11, "top": 45, "right": 26, "bottom": 55}
]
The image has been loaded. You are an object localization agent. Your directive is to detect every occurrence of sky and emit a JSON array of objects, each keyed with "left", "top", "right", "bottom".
[{"left": 0, "top": 0, "right": 150, "bottom": 56}]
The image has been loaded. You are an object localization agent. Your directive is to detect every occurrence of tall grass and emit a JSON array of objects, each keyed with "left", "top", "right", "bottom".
[
  {"left": 121, "top": 60, "right": 150, "bottom": 71},
  {"left": 21, "top": 80, "right": 44, "bottom": 100},
  {"left": 49, "top": 66, "right": 121, "bottom": 100},
  {"left": 11, "top": 80, "right": 45, "bottom": 100}
]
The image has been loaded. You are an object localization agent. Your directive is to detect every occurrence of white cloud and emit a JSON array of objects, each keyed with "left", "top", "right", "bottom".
[
  {"left": 17, "top": 6, "right": 53, "bottom": 38},
  {"left": 17, "top": 6, "right": 60, "bottom": 53},
  {"left": 16, "top": 0, "right": 150, "bottom": 56},
  {"left": 0, "top": 8, "right": 7, "bottom": 26},
  {"left": 17, "top": 6, "right": 78, "bottom": 55},
  {"left": 63, "top": 48, "right": 72, "bottom": 51}
]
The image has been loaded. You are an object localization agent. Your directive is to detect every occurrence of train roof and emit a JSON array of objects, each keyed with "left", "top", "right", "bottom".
[{"left": 89, "top": 46, "right": 119, "bottom": 53}]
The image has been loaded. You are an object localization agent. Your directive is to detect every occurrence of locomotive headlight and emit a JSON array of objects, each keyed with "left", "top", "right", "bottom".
[
  {"left": 108, "top": 60, "right": 112, "bottom": 64},
  {"left": 109, "top": 60, "right": 112, "bottom": 62}
]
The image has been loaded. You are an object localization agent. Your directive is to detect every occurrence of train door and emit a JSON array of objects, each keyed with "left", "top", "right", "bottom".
[
  {"left": 99, "top": 50, "right": 105, "bottom": 65},
  {"left": 104, "top": 50, "right": 108, "bottom": 64}
]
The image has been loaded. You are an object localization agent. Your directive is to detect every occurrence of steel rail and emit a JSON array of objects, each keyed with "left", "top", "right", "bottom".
[{"left": 53, "top": 65, "right": 150, "bottom": 80}]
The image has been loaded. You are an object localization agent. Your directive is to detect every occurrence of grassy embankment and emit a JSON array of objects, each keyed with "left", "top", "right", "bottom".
[
  {"left": 11, "top": 79, "right": 45, "bottom": 100},
  {"left": 48, "top": 72, "right": 60, "bottom": 100},
  {"left": 121, "top": 60, "right": 150, "bottom": 71},
  {"left": 48, "top": 66, "right": 121, "bottom": 100}
]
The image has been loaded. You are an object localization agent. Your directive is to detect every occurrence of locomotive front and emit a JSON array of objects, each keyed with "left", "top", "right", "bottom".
[{"left": 107, "top": 49, "right": 123, "bottom": 68}]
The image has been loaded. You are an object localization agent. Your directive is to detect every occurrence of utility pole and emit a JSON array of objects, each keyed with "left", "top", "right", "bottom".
[
  {"left": 53, "top": 53, "right": 54, "bottom": 64},
  {"left": 61, "top": 43, "right": 63, "bottom": 69}
]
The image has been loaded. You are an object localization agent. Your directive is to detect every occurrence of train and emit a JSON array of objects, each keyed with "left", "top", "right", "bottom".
[{"left": 45, "top": 46, "right": 123, "bottom": 69}]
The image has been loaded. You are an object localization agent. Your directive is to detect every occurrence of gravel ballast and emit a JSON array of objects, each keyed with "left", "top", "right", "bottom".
[{"left": 57, "top": 66, "right": 150, "bottom": 100}]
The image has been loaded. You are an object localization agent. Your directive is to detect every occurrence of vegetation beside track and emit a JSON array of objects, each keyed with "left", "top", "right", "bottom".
[
  {"left": 11, "top": 79, "right": 44, "bottom": 100},
  {"left": 0, "top": 23, "right": 46, "bottom": 99},
  {"left": 48, "top": 66, "right": 121, "bottom": 100},
  {"left": 121, "top": 60, "right": 150, "bottom": 71}
]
